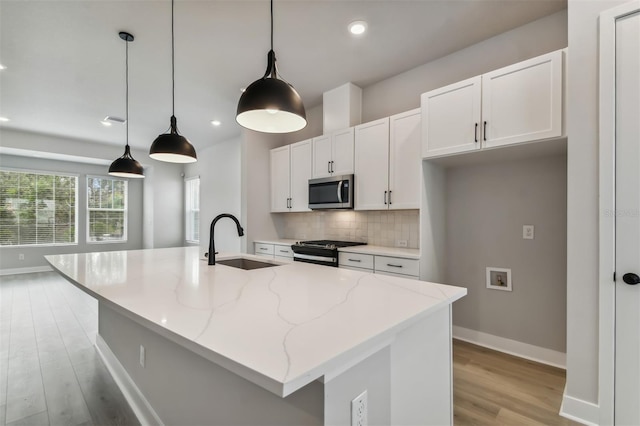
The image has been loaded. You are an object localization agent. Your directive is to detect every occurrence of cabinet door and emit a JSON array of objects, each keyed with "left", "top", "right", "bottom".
[
  {"left": 270, "top": 145, "right": 290, "bottom": 212},
  {"left": 331, "top": 127, "right": 355, "bottom": 176},
  {"left": 482, "top": 50, "right": 563, "bottom": 148},
  {"left": 389, "top": 109, "right": 421, "bottom": 210},
  {"left": 289, "top": 139, "right": 312, "bottom": 212},
  {"left": 312, "top": 134, "right": 332, "bottom": 178},
  {"left": 422, "top": 76, "right": 482, "bottom": 158},
  {"left": 355, "top": 118, "right": 390, "bottom": 210}
]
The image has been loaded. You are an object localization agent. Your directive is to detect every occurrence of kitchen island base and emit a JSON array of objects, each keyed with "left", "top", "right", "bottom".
[{"left": 97, "top": 301, "right": 453, "bottom": 426}]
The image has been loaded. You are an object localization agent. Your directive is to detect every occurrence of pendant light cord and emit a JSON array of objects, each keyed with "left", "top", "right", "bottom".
[
  {"left": 270, "top": 0, "right": 273, "bottom": 51},
  {"left": 172, "top": 0, "right": 175, "bottom": 117},
  {"left": 125, "top": 37, "right": 129, "bottom": 148}
]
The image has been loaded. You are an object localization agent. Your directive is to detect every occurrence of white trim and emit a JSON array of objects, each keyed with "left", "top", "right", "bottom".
[
  {"left": 560, "top": 387, "right": 600, "bottom": 426},
  {"left": 0, "top": 265, "right": 53, "bottom": 276},
  {"left": 452, "top": 325, "right": 566, "bottom": 369},
  {"left": 95, "top": 334, "right": 164, "bottom": 426},
  {"left": 598, "top": 2, "right": 640, "bottom": 425}
]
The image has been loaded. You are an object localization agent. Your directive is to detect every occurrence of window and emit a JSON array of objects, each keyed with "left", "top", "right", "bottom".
[
  {"left": 0, "top": 169, "right": 78, "bottom": 246},
  {"left": 87, "top": 177, "right": 127, "bottom": 242},
  {"left": 185, "top": 177, "right": 199, "bottom": 243}
]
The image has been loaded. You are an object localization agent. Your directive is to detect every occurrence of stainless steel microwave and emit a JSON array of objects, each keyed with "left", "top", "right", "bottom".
[{"left": 308, "top": 175, "right": 354, "bottom": 210}]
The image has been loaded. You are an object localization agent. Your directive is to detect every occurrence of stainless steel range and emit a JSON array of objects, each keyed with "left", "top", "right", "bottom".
[{"left": 291, "top": 240, "right": 366, "bottom": 267}]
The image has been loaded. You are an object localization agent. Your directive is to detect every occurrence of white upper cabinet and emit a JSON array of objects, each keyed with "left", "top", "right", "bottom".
[
  {"left": 289, "top": 140, "right": 312, "bottom": 212},
  {"left": 422, "top": 49, "right": 564, "bottom": 159},
  {"left": 270, "top": 145, "right": 291, "bottom": 213},
  {"left": 389, "top": 108, "right": 421, "bottom": 210},
  {"left": 482, "top": 50, "right": 563, "bottom": 148},
  {"left": 354, "top": 109, "right": 421, "bottom": 211},
  {"left": 312, "top": 128, "right": 354, "bottom": 178},
  {"left": 270, "top": 140, "right": 312, "bottom": 213},
  {"left": 422, "top": 76, "right": 482, "bottom": 158},
  {"left": 355, "top": 117, "right": 390, "bottom": 210}
]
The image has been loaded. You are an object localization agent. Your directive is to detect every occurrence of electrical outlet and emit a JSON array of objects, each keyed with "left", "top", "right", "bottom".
[
  {"left": 139, "top": 345, "right": 145, "bottom": 368},
  {"left": 523, "top": 225, "right": 534, "bottom": 240},
  {"left": 351, "top": 390, "right": 368, "bottom": 426},
  {"left": 397, "top": 240, "right": 408, "bottom": 247},
  {"left": 18, "top": 253, "right": 25, "bottom": 261}
]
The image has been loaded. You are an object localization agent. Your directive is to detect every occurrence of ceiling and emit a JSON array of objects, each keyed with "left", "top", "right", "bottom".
[{"left": 0, "top": 0, "right": 566, "bottom": 153}]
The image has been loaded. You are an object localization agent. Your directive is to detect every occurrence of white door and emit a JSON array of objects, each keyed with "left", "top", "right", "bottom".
[
  {"left": 312, "top": 134, "right": 332, "bottom": 178},
  {"left": 270, "top": 145, "right": 290, "bottom": 212},
  {"left": 421, "top": 76, "right": 481, "bottom": 158},
  {"left": 389, "top": 108, "right": 421, "bottom": 210},
  {"left": 354, "top": 118, "right": 389, "bottom": 210},
  {"left": 289, "top": 139, "right": 312, "bottom": 212},
  {"left": 615, "top": 10, "right": 640, "bottom": 425},
  {"left": 331, "top": 127, "right": 355, "bottom": 176},
  {"left": 482, "top": 50, "right": 563, "bottom": 149}
]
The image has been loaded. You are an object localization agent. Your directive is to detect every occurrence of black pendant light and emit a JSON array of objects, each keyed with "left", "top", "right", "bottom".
[
  {"left": 109, "top": 32, "right": 144, "bottom": 179},
  {"left": 149, "top": 0, "right": 197, "bottom": 163},
  {"left": 236, "top": 0, "right": 306, "bottom": 134}
]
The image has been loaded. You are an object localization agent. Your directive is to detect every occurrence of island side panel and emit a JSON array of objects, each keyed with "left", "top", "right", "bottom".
[
  {"left": 98, "top": 302, "right": 324, "bottom": 426},
  {"left": 391, "top": 305, "right": 453, "bottom": 425}
]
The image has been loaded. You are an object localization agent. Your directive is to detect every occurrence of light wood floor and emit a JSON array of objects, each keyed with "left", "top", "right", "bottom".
[
  {"left": 3, "top": 272, "right": 579, "bottom": 426},
  {"left": 453, "top": 339, "right": 580, "bottom": 425}
]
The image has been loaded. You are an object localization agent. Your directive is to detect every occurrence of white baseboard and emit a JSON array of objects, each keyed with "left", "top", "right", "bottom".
[
  {"left": 560, "top": 387, "right": 599, "bottom": 426},
  {"left": 95, "top": 334, "right": 164, "bottom": 426},
  {"left": 0, "top": 265, "right": 53, "bottom": 276},
  {"left": 452, "top": 325, "right": 566, "bottom": 369}
]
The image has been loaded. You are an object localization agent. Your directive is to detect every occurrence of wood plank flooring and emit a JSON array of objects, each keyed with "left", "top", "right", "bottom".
[
  {"left": 2, "top": 272, "right": 578, "bottom": 426},
  {"left": 453, "top": 339, "right": 579, "bottom": 425},
  {"left": 0, "top": 272, "right": 138, "bottom": 426}
]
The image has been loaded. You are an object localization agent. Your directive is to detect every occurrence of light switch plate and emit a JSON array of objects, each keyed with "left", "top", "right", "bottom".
[{"left": 523, "top": 225, "right": 534, "bottom": 240}]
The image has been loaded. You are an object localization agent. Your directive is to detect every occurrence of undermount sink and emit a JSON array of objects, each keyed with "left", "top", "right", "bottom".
[{"left": 215, "top": 258, "right": 278, "bottom": 270}]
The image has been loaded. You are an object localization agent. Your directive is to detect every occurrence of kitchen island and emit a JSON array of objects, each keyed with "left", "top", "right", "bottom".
[{"left": 46, "top": 246, "right": 465, "bottom": 426}]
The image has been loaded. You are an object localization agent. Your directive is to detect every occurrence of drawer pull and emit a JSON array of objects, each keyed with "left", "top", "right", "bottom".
[
  {"left": 387, "top": 264, "right": 403, "bottom": 268},
  {"left": 348, "top": 258, "right": 362, "bottom": 262},
  {"left": 259, "top": 248, "right": 268, "bottom": 251},
  {"left": 279, "top": 250, "right": 289, "bottom": 253}
]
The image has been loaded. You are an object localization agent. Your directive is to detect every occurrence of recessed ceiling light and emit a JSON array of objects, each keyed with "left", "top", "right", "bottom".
[
  {"left": 211, "top": 120, "right": 221, "bottom": 127},
  {"left": 0, "top": 64, "right": 6, "bottom": 70},
  {"left": 0, "top": 117, "right": 10, "bottom": 122},
  {"left": 348, "top": 21, "right": 367, "bottom": 36},
  {"left": 240, "top": 87, "right": 246, "bottom": 93}
]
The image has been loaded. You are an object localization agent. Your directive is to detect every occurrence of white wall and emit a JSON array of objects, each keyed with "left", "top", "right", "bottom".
[
  {"left": 565, "top": 0, "right": 628, "bottom": 412},
  {"left": 0, "top": 128, "right": 185, "bottom": 257},
  {"left": 0, "top": 154, "right": 144, "bottom": 271},
  {"left": 183, "top": 136, "right": 242, "bottom": 258}
]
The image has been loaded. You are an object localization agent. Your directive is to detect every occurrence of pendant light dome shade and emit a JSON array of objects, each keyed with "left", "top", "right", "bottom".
[
  {"left": 109, "top": 31, "right": 144, "bottom": 179},
  {"left": 236, "top": 52, "right": 306, "bottom": 133},
  {"left": 236, "top": 1, "right": 306, "bottom": 134},
  {"left": 149, "top": 116, "right": 197, "bottom": 163},
  {"left": 150, "top": 0, "right": 197, "bottom": 164},
  {"left": 109, "top": 145, "right": 144, "bottom": 178}
]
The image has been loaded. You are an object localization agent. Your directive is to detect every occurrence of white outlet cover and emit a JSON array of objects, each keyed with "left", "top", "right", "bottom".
[
  {"left": 523, "top": 225, "right": 534, "bottom": 240},
  {"left": 351, "top": 390, "right": 368, "bottom": 426},
  {"left": 139, "top": 345, "right": 145, "bottom": 368}
]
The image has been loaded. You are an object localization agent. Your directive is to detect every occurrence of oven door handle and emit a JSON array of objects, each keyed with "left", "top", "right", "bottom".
[
  {"left": 293, "top": 253, "right": 337, "bottom": 263},
  {"left": 337, "top": 180, "right": 343, "bottom": 203}
]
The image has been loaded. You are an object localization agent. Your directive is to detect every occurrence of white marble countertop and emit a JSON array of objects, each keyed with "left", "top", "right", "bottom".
[
  {"left": 337, "top": 245, "right": 420, "bottom": 259},
  {"left": 46, "top": 247, "right": 464, "bottom": 397},
  {"left": 253, "top": 238, "right": 299, "bottom": 245}
]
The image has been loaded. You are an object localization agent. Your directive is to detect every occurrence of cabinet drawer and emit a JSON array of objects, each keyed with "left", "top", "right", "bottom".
[
  {"left": 254, "top": 243, "right": 274, "bottom": 256},
  {"left": 375, "top": 256, "right": 419, "bottom": 276},
  {"left": 274, "top": 244, "right": 293, "bottom": 258},
  {"left": 339, "top": 252, "right": 374, "bottom": 270}
]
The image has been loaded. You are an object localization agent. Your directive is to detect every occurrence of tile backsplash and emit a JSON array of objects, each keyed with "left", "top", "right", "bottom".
[{"left": 278, "top": 210, "right": 419, "bottom": 248}]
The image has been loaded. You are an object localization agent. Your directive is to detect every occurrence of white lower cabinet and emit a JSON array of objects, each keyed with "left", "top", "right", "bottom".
[
  {"left": 273, "top": 244, "right": 293, "bottom": 259},
  {"left": 254, "top": 243, "right": 274, "bottom": 257},
  {"left": 339, "top": 252, "right": 419, "bottom": 279}
]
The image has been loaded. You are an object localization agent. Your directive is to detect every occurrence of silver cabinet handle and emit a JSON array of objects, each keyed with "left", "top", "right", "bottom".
[
  {"left": 331, "top": 160, "right": 334, "bottom": 173},
  {"left": 259, "top": 248, "right": 268, "bottom": 251},
  {"left": 384, "top": 190, "right": 388, "bottom": 205},
  {"left": 388, "top": 190, "right": 392, "bottom": 205},
  {"left": 337, "top": 180, "right": 343, "bottom": 203},
  {"left": 348, "top": 258, "right": 361, "bottom": 262},
  {"left": 279, "top": 250, "right": 289, "bottom": 253},
  {"left": 387, "top": 264, "right": 403, "bottom": 268},
  {"left": 328, "top": 161, "right": 331, "bottom": 174}
]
